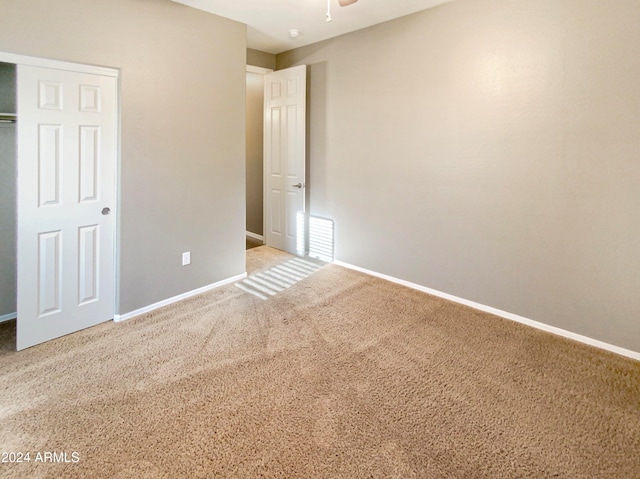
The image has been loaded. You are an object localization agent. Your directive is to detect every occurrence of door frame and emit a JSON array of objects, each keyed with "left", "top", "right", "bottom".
[
  {"left": 0, "top": 51, "right": 121, "bottom": 334},
  {"left": 245, "top": 65, "right": 272, "bottom": 245}
]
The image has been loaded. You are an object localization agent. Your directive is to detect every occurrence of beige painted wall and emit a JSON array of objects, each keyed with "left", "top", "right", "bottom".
[
  {"left": 247, "top": 49, "right": 276, "bottom": 70},
  {"left": 0, "top": 0, "right": 246, "bottom": 315},
  {"left": 0, "top": 63, "right": 16, "bottom": 317},
  {"left": 246, "top": 71, "right": 264, "bottom": 236},
  {"left": 278, "top": 0, "right": 640, "bottom": 352}
]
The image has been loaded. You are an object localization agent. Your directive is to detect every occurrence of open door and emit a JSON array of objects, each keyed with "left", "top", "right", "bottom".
[
  {"left": 16, "top": 63, "right": 117, "bottom": 350},
  {"left": 263, "top": 65, "right": 306, "bottom": 254}
]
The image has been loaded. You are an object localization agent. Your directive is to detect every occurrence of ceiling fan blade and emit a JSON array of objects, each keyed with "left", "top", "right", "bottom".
[{"left": 338, "top": 0, "right": 358, "bottom": 6}]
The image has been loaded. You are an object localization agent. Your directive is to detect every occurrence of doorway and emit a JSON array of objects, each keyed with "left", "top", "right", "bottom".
[
  {"left": 245, "top": 65, "right": 307, "bottom": 256},
  {"left": 263, "top": 65, "right": 307, "bottom": 255},
  {"left": 245, "top": 65, "right": 271, "bottom": 250},
  {"left": 0, "top": 62, "right": 17, "bottom": 325}
]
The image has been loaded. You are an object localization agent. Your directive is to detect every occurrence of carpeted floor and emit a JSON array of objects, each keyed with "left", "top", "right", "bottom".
[{"left": 0, "top": 246, "right": 638, "bottom": 478}]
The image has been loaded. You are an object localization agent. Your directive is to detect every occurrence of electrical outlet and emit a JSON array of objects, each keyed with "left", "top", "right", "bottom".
[{"left": 182, "top": 252, "right": 191, "bottom": 266}]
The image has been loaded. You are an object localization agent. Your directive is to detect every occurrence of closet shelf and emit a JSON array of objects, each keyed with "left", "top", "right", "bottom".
[{"left": 0, "top": 113, "right": 17, "bottom": 123}]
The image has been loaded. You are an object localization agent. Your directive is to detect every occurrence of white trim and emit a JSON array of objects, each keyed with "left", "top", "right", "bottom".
[
  {"left": 246, "top": 231, "right": 264, "bottom": 242},
  {"left": 0, "top": 312, "right": 17, "bottom": 323},
  {"left": 0, "top": 52, "right": 118, "bottom": 77},
  {"left": 246, "top": 65, "right": 273, "bottom": 74},
  {"left": 113, "top": 65, "right": 123, "bottom": 329},
  {"left": 113, "top": 272, "right": 247, "bottom": 322},
  {"left": 333, "top": 260, "right": 640, "bottom": 362}
]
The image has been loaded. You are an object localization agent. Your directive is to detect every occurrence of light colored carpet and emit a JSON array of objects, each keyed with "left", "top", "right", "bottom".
[{"left": 0, "top": 245, "right": 638, "bottom": 478}]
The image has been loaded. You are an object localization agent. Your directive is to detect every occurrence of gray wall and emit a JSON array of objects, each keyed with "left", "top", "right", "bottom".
[
  {"left": 0, "top": 0, "right": 246, "bottom": 314},
  {"left": 245, "top": 71, "right": 264, "bottom": 236},
  {"left": 278, "top": 0, "right": 640, "bottom": 352},
  {"left": 0, "top": 63, "right": 16, "bottom": 317},
  {"left": 247, "top": 49, "right": 275, "bottom": 70}
]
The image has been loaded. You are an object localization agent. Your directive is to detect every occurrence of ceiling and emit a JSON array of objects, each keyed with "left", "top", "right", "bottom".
[{"left": 171, "top": 0, "right": 453, "bottom": 54}]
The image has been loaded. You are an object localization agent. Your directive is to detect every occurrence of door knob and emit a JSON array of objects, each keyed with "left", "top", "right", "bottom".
[
  {"left": 101, "top": 207, "right": 111, "bottom": 215},
  {"left": 292, "top": 183, "right": 303, "bottom": 189}
]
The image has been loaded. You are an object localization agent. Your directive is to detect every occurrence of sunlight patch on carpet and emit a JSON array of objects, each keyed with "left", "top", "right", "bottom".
[{"left": 236, "top": 256, "right": 324, "bottom": 300}]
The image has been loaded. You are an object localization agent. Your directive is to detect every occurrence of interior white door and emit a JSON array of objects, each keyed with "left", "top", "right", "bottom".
[
  {"left": 16, "top": 64, "right": 117, "bottom": 350},
  {"left": 264, "top": 65, "right": 306, "bottom": 254}
]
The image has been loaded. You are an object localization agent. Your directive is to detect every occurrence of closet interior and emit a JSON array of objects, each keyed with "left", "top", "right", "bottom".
[{"left": 0, "top": 61, "right": 17, "bottom": 322}]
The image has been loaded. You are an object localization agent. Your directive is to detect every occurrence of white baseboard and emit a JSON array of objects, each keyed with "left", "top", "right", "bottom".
[
  {"left": 246, "top": 231, "right": 264, "bottom": 242},
  {"left": 333, "top": 260, "right": 640, "bottom": 362},
  {"left": 0, "top": 312, "right": 17, "bottom": 323},
  {"left": 113, "top": 272, "right": 247, "bottom": 323}
]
